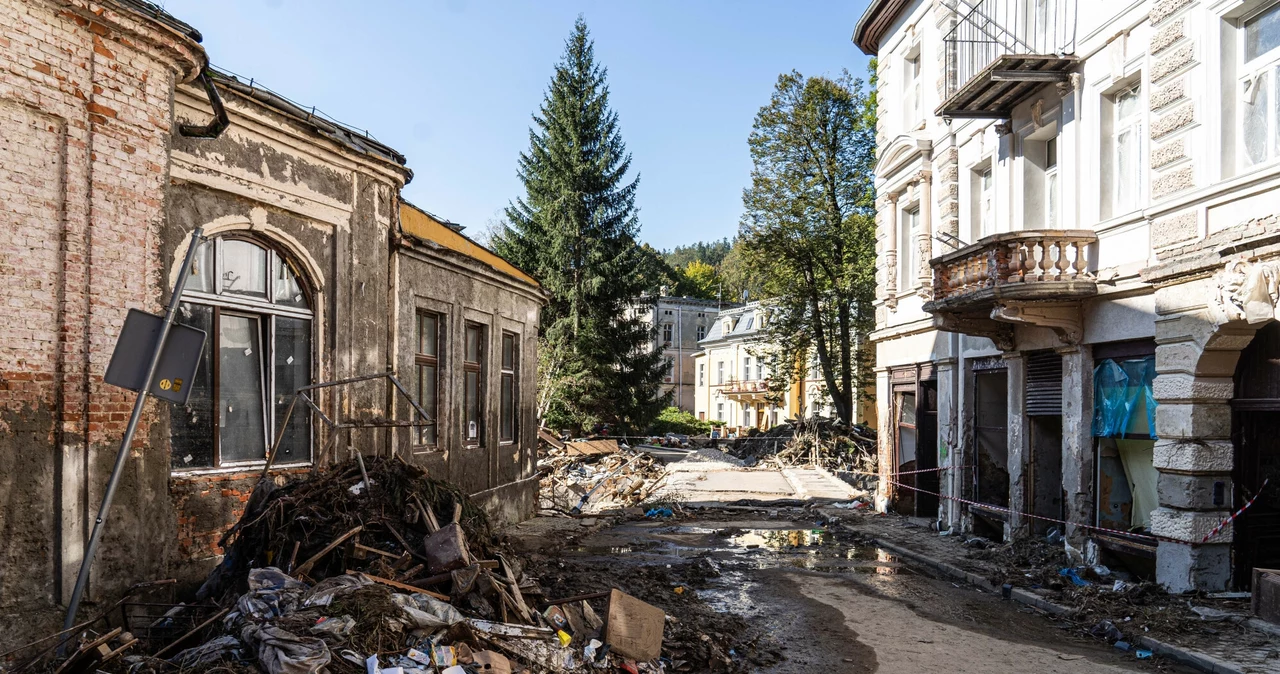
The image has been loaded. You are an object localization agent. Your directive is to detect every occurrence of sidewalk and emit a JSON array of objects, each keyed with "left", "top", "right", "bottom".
[{"left": 828, "top": 509, "right": 1280, "bottom": 674}]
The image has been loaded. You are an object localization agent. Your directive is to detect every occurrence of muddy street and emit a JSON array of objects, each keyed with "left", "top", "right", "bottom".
[{"left": 516, "top": 510, "right": 1195, "bottom": 674}]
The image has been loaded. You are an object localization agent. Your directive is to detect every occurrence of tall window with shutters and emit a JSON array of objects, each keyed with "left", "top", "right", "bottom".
[
  {"left": 500, "top": 332, "right": 518, "bottom": 444},
  {"left": 415, "top": 312, "right": 441, "bottom": 446},
  {"left": 464, "top": 323, "right": 486, "bottom": 447}
]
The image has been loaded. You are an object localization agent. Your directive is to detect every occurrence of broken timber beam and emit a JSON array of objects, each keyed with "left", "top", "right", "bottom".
[{"left": 293, "top": 525, "right": 362, "bottom": 578}]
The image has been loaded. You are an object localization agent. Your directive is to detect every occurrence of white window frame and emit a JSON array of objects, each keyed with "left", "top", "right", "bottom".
[
  {"left": 1239, "top": 1, "right": 1280, "bottom": 169},
  {"left": 899, "top": 206, "right": 921, "bottom": 290},
  {"left": 904, "top": 46, "right": 922, "bottom": 128},
  {"left": 1110, "top": 83, "right": 1145, "bottom": 215}
]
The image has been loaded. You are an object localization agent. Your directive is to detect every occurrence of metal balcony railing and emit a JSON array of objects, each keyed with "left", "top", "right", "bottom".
[{"left": 941, "top": 0, "right": 1078, "bottom": 116}]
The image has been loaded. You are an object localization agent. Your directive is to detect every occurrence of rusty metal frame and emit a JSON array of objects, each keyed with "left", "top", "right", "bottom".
[{"left": 261, "top": 370, "right": 431, "bottom": 479}]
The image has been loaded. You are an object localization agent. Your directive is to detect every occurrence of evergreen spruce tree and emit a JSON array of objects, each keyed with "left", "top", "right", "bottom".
[{"left": 494, "top": 17, "right": 670, "bottom": 434}]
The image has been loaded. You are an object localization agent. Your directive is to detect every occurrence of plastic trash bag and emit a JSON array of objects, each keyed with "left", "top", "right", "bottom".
[
  {"left": 392, "top": 592, "right": 465, "bottom": 629},
  {"left": 310, "top": 615, "right": 356, "bottom": 637},
  {"left": 241, "top": 624, "right": 332, "bottom": 674},
  {"left": 167, "top": 635, "right": 244, "bottom": 668},
  {"left": 303, "top": 573, "right": 372, "bottom": 607},
  {"left": 235, "top": 567, "right": 309, "bottom": 621}
]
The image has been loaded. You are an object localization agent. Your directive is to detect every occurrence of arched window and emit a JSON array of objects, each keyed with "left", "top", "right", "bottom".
[{"left": 170, "top": 236, "right": 313, "bottom": 470}]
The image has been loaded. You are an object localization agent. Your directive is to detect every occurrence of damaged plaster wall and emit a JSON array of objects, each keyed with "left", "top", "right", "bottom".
[
  {"left": 0, "top": 0, "right": 205, "bottom": 649},
  {"left": 162, "top": 78, "right": 409, "bottom": 586},
  {"left": 393, "top": 233, "right": 544, "bottom": 522}
]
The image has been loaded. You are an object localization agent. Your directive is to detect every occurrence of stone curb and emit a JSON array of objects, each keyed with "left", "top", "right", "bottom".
[
  {"left": 1138, "top": 637, "right": 1248, "bottom": 674},
  {"left": 864, "top": 533, "right": 1244, "bottom": 674}
]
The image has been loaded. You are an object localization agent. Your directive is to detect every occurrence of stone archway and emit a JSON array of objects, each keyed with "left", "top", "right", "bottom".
[{"left": 1150, "top": 265, "right": 1268, "bottom": 592}]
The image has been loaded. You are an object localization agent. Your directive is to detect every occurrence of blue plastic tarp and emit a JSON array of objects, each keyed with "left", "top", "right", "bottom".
[{"left": 1092, "top": 356, "right": 1157, "bottom": 439}]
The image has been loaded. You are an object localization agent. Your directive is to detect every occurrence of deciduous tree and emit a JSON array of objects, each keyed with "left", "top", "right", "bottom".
[{"left": 740, "top": 67, "right": 877, "bottom": 425}]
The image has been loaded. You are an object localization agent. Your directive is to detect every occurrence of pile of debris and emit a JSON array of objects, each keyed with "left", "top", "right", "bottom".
[
  {"left": 965, "top": 532, "right": 1270, "bottom": 652},
  {"left": 728, "top": 418, "right": 876, "bottom": 476},
  {"left": 537, "top": 439, "right": 668, "bottom": 516},
  {"left": 15, "top": 457, "right": 671, "bottom": 674}
]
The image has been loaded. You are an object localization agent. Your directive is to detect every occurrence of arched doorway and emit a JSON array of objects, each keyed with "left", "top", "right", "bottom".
[
  {"left": 169, "top": 235, "right": 315, "bottom": 470},
  {"left": 1232, "top": 320, "right": 1280, "bottom": 588}
]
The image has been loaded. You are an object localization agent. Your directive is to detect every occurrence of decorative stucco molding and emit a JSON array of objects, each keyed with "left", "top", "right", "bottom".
[{"left": 1211, "top": 258, "right": 1280, "bottom": 325}]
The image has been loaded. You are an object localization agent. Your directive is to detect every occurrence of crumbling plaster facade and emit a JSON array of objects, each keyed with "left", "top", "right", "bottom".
[
  {"left": 0, "top": 0, "right": 205, "bottom": 646},
  {"left": 857, "top": 0, "right": 1280, "bottom": 592},
  {"left": 0, "top": 0, "right": 544, "bottom": 650}
]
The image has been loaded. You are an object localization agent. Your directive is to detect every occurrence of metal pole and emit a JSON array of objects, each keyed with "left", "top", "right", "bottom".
[{"left": 62, "top": 227, "right": 204, "bottom": 636}]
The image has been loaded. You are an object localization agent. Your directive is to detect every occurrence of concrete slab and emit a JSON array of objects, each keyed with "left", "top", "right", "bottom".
[{"left": 655, "top": 457, "right": 858, "bottom": 504}]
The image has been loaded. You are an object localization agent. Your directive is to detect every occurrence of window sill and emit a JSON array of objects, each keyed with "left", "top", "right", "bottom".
[{"left": 172, "top": 460, "right": 312, "bottom": 478}]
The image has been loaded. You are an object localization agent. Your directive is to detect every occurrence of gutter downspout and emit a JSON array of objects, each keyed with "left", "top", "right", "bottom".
[{"left": 179, "top": 68, "right": 230, "bottom": 139}]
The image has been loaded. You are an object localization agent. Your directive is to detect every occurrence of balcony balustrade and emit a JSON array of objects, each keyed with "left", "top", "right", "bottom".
[{"left": 924, "top": 230, "right": 1097, "bottom": 348}]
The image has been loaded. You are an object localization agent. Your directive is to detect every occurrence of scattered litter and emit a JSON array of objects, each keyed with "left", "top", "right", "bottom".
[
  {"left": 1058, "top": 567, "right": 1090, "bottom": 587},
  {"left": 1135, "top": 649, "right": 1153, "bottom": 659}
]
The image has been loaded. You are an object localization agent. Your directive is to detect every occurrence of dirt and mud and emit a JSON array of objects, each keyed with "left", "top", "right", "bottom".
[{"left": 516, "top": 507, "right": 1199, "bottom": 673}]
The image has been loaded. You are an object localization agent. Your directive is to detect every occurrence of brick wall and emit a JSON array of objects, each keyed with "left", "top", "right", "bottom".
[{"left": 0, "top": 0, "right": 202, "bottom": 648}]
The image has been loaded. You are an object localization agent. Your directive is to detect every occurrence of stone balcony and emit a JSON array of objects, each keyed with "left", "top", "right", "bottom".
[
  {"left": 924, "top": 230, "right": 1098, "bottom": 349},
  {"left": 718, "top": 378, "right": 772, "bottom": 402}
]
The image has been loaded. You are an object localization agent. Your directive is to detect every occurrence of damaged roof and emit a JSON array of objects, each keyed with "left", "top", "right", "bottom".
[{"left": 399, "top": 201, "right": 541, "bottom": 290}]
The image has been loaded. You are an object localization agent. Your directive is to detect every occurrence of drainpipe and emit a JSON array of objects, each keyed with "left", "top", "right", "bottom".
[{"left": 179, "top": 68, "right": 230, "bottom": 139}]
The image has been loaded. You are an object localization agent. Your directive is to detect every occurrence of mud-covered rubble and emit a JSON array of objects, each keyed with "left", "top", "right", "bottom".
[
  {"left": 10, "top": 458, "right": 678, "bottom": 674},
  {"left": 845, "top": 511, "right": 1280, "bottom": 662},
  {"left": 538, "top": 440, "right": 667, "bottom": 516},
  {"left": 726, "top": 418, "right": 877, "bottom": 476}
]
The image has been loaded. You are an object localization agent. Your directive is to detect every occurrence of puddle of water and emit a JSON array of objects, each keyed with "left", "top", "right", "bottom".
[{"left": 729, "top": 528, "right": 832, "bottom": 551}]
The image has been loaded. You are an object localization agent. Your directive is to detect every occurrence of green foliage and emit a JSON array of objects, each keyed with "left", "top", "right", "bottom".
[
  {"left": 677, "top": 260, "right": 719, "bottom": 299},
  {"left": 647, "top": 406, "right": 712, "bottom": 436},
  {"left": 664, "top": 239, "right": 733, "bottom": 270},
  {"left": 493, "top": 17, "right": 670, "bottom": 434},
  {"left": 739, "top": 66, "right": 878, "bottom": 424}
]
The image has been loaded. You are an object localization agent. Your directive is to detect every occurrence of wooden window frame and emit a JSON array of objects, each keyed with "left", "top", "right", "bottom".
[
  {"left": 499, "top": 331, "right": 518, "bottom": 445},
  {"left": 464, "top": 322, "right": 486, "bottom": 448},
  {"left": 415, "top": 311, "right": 442, "bottom": 448}
]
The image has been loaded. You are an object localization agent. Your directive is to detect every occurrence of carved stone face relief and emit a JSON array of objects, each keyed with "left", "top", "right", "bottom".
[{"left": 1212, "top": 259, "right": 1280, "bottom": 325}]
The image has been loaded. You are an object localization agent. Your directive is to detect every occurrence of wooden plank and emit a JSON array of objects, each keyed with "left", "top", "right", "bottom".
[
  {"left": 353, "top": 542, "right": 400, "bottom": 560},
  {"left": 604, "top": 589, "right": 664, "bottom": 662},
  {"left": 152, "top": 608, "right": 230, "bottom": 659},
  {"left": 53, "top": 627, "right": 122, "bottom": 674},
  {"left": 1254, "top": 568, "right": 1280, "bottom": 622},
  {"left": 293, "top": 525, "right": 363, "bottom": 578},
  {"left": 351, "top": 571, "right": 451, "bottom": 601},
  {"left": 565, "top": 439, "right": 618, "bottom": 456},
  {"left": 412, "top": 494, "right": 440, "bottom": 534},
  {"left": 499, "top": 555, "right": 533, "bottom": 623},
  {"left": 538, "top": 428, "right": 566, "bottom": 450}
]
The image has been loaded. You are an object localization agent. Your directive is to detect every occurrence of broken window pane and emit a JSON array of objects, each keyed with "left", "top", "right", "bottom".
[
  {"left": 221, "top": 240, "right": 268, "bottom": 299},
  {"left": 273, "top": 316, "right": 311, "bottom": 463},
  {"left": 170, "top": 303, "right": 214, "bottom": 469},
  {"left": 1244, "top": 75, "right": 1270, "bottom": 166},
  {"left": 219, "top": 314, "right": 267, "bottom": 462},
  {"left": 271, "top": 254, "right": 308, "bottom": 309},
  {"left": 186, "top": 240, "right": 215, "bottom": 294}
]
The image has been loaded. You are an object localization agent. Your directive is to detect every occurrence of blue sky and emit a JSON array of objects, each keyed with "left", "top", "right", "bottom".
[{"left": 161, "top": 0, "right": 873, "bottom": 251}]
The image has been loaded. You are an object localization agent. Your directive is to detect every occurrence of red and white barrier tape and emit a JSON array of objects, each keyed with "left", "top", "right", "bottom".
[
  {"left": 883, "top": 477, "right": 1209, "bottom": 546},
  {"left": 846, "top": 465, "right": 974, "bottom": 477},
  {"left": 1200, "top": 478, "right": 1269, "bottom": 543}
]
